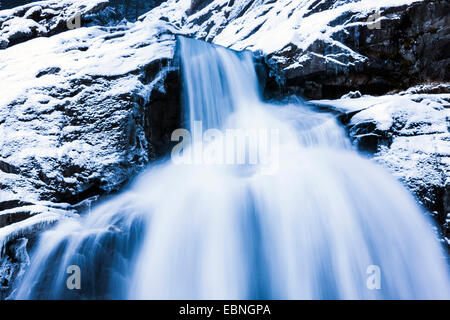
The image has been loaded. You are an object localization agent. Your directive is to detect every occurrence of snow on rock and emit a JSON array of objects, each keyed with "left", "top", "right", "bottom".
[
  {"left": 313, "top": 89, "right": 450, "bottom": 242},
  {"left": 0, "top": 4, "right": 184, "bottom": 292},
  {"left": 157, "top": 0, "right": 448, "bottom": 99},
  {"left": 0, "top": 207, "right": 77, "bottom": 298},
  {"left": 0, "top": 203, "right": 75, "bottom": 229},
  {"left": 0, "top": 0, "right": 449, "bottom": 294},
  {"left": 0, "top": 4, "right": 182, "bottom": 207},
  {"left": 0, "top": 0, "right": 111, "bottom": 49}
]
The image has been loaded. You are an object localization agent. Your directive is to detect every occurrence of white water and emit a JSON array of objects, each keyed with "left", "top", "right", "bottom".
[{"left": 11, "top": 37, "right": 450, "bottom": 299}]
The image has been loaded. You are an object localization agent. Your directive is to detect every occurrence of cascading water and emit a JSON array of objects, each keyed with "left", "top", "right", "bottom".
[{"left": 10, "top": 37, "right": 450, "bottom": 299}]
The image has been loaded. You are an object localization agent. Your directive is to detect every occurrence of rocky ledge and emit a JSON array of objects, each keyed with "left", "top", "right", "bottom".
[
  {"left": 313, "top": 84, "right": 450, "bottom": 246},
  {"left": 180, "top": 0, "right": 449, "bottom": 99}
]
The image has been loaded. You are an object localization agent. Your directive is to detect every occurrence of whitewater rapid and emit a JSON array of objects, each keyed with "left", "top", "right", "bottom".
[{"left": 11, "top": 37, "right": 450, "bottom": 299}]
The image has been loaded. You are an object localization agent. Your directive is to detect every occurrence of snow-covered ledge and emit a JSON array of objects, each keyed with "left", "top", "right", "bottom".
[{"left": 0, "top": 0, "right": 110, "bottom": 49}]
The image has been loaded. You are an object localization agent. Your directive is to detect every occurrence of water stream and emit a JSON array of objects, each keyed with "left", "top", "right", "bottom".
[{"left": 11, "top": 37, "right": 450, "bottom": 299}]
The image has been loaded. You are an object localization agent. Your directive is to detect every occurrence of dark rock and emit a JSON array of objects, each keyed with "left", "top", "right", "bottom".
[
  {"left": 185, "top": 0, "right": 449, "bottom": 99},
  {"left": 0, "top": 160, "right": 20, "bottom": 175},
  {"left": 35, "top": 66, "right": 61, "bottom": 78},
  {"left": 0, "top": 211, "right": 33, "bottom": 229},
  {"left": 188, "top": 0, "right": 215, "bottom": 15}
]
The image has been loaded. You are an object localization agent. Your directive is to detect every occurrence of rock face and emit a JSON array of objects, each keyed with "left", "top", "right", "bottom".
[
  {"left": 0, "top": 3, "right": 183, "bottom": 206},
  {"left": 180, "top": 0, "right": 449, "bottom": 99},
  {"left": 0, "top": 0, "right": 118, "bottom": 49},
  {"left": 0, "top": 0, "right": 167, "bottom": 23}
]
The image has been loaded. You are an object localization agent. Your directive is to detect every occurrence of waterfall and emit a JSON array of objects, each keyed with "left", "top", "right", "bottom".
[{"left": 10, "top": 37, "right": 449, "bottom": 300}]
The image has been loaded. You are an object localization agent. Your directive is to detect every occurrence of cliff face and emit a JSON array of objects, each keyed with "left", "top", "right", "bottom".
[
  {"left": 312, "top": 87, "right": 450, "bottom": 247},
  {"left": 0, "top": 0, "right": 449, "bottom": 297},
  {"left": 179, "top": 0, "right": 449, "bottom": 99}
]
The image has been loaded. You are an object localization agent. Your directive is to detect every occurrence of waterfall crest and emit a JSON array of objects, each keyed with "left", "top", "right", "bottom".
[{"left": 11, "top": 37, "right": 450, "bottom": 300}]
